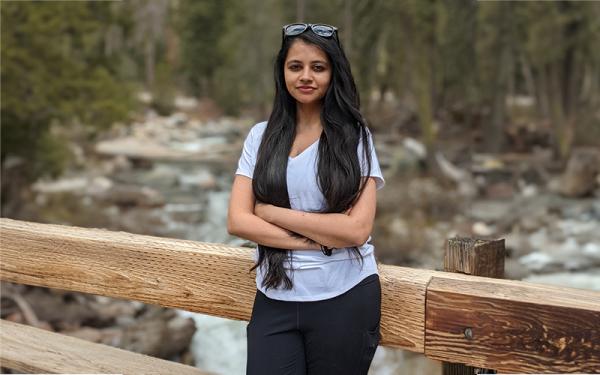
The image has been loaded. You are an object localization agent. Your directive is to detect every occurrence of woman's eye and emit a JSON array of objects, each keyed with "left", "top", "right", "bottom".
[
  {"left": 289, "top": 65, "right": 302, "bottom": 71},
  {"left": 313, "top": 65, "right": 326, "bottom": 72}
]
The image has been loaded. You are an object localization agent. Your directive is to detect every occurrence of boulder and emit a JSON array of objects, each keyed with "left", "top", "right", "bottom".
[{"left": 560, "top": 147, "right": 600, "bottom": 197}]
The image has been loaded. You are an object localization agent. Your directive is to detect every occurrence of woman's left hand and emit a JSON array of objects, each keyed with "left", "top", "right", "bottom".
[{"left": 254, "top": 202, "right": 273, "bottom": 222}]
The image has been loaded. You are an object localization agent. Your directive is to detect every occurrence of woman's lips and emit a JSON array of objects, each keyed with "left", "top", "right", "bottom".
[{"left": 297, "top": 86, "right": 316, "bottom": 94}]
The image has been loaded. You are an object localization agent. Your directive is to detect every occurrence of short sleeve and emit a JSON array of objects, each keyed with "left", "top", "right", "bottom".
[
  {"left": 358, "top": 128, "right": 385, "bottom": 190},
  {"left": 235, "top": 122, "right": 266, "bottom": 179}
]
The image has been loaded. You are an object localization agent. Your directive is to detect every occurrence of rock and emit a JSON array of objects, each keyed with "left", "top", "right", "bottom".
[
  {"left": 519, "top": 215, "right": 543, "bottom": 232},
  {"left": 137, "top": 91, "right": 152, "bottom": 104},
  {"left": 435, "top": 152, "right": 477, "bottom": 197},
  {"left": 174, "top": 96, "right": 198, "bottom": 111},
  {"left": 98, "top": 156, "right": 131, "bottom": 174},
  {"left": 178, "top": 169, "right": 217, "bottom": 190},
  {"left": 527, "top": 228, "right": 549, "bottom": 251},
  {"left": 556, "top": 219, "right": 597, "bottom": 237},
  {"left": 547, "top": 176, "right": 562, "bottom": 194},
  {"left": 99, "top": 185, "right": 165, "bottom": 207},
  {"left": 96, "top": 137, "right": 175, "bottom": 160},
  {"left": 171, "top": 136, "right": 228, "bottom": 153},
  {"left": 142, "top": 164, "right": 179, "bottom": 188},
  {"left": 403, "top": 137, "right": 427, "bottom": 159},
  {"left": 86, "top": 176, "right": 113, "bottom": 196},
  {"left": 483, "top": 181, "right": 515, "bottom": 199},
  {"left": 472, "top": 222, "right": 496, "bottom": 236},
  {"left": 504, "top": 257, "right": 531, "bottom": 280},
  {"left": 118, "top": 208, "right": 168, "bottom": 236},
  {"left": 504, "top": 232, "right": 532, "bottom": 258},
  {"left": 559, "top": 147, "right": 600, "bottom": 197},
  {"left": 520, "top": 183, "right": 538, "bottom": 197},
  {"left": 387, "top": 145, "right": 421, "bottom": 175},
  {"left": 165, "top": 112, "right": 188, "bottom": 127},
  {"left": 69, "top": 143, "right": 86, "bottom": 167},
  {"left": 435, "top": 152, "right": 467, "bottom": 181},
  {"left": 9, "top": 288, "right": 99, "bottom": 329},
  {"left": 582, "top": 242, "right": 600, "bottom": 260},
  {"left": 112, "top": 155, "right": 133, "bottom": 172},
  {"left": 467, "top": 200, "right": 514, "bottom": 222},
  {"left": 95, "top": 135, "right": 238, "bottom": 163},
  {"left": 389, "top": 217, "right": 410, "bottom": 238},
  {"left": 518, "top": 252, "right": 559, "bottom": 272},
  {"left": 32, "top": 177, "right": 88, "bottom": 194},
  {"left": 472, "top": 155, "right": 506, "bottom": 172}
]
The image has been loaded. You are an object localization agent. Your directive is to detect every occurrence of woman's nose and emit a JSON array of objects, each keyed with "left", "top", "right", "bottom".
[{"left": 299, "top": 67, "right": 312, "bottom": 82}]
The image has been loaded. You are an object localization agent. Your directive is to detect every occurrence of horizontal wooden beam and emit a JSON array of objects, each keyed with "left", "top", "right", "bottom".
[
  {"left": 2, "top": 218, "right": 600, "bottom": 373},
  {"left": 0, "top": 319, "right": 211, "bottom": 375},
  {"left": 0, "top": 218, "right": 430, "bottom": 352},
  {"left": 425, "top": 276, "right": 600, "bottom": 373}
]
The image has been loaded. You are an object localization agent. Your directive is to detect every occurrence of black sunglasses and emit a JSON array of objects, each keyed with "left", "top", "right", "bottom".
[{"left": 282, "top": 23, "right": 338, "bottom": 40}]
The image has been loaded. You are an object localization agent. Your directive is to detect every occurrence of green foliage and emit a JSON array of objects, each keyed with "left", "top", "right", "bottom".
[
  {"left": 177, "top": 0, "right": 229, "bottom": 97},
  {"left": 1, "top": 1, "right": 135, "bottom": 180},
  {"left": 177, "top": 0, "right": 285, "bottom": 116},
  {"left": 3, "top": 0, "right": 599, "bottom": 182},
  {"left": 32, "top": 131, "right": 73, "bottom": 180}
]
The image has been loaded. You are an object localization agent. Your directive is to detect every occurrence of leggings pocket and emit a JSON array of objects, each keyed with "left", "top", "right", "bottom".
[{"left": 357, "top": 327, "right": 380, "bottom": 374}]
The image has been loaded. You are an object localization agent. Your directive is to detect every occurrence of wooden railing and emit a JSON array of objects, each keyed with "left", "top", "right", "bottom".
[{"left": 1, "top": 218, "right": 599, "bottom": 374}]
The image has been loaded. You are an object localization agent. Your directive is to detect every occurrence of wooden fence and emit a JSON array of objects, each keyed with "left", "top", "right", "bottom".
[{"left": 1, "top": 218, "right": 599, "bottom": 374}]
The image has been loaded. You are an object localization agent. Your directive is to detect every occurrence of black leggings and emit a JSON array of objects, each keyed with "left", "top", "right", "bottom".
[{"left": 246, "top": 273, "right": 381, "bottom": 375}]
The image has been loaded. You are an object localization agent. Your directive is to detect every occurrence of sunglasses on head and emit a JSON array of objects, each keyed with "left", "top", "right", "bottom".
[{"left": 282, "top": 23, "right": 338, "bottom": 41}]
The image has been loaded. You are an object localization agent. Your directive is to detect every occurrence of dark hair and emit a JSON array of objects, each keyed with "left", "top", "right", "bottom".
[{"left": 250, "top": 28, "right": 372, "bottom": 290}]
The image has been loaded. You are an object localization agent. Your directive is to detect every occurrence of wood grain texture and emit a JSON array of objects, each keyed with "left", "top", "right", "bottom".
[
  {"left": 443, "top": 237, "right": 505, "bottom": 374},
  {"left": 0, "top": 218, "right": 258, "bottom": 321},
  {"left": 0, "top": 218, "right": 430, "bottom": 352},
  {"left": 425, "top": 276, "right": 600, "bottom": 373},
  {"left": 444, "top": 237, "right": 505, "bottom": 278},
  {"left": 0, "top": 319, "right": 211, "bottom": 375},
  {"left": 378, "top": 264, "right": 436, "bottom": 352},
  {"left": 4, "top": 218, "right": 598, "bottom": 372}
]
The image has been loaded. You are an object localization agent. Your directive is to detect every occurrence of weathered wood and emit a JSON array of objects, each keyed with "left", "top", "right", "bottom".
[
  {"left": 378, "top": 263, "right": 434, "bottom": 351},
  {"left": 3, "top": 218, "right": 600, "bottom": 373},
  {"left": 441, "top": 237, "right": 505, "bottom": 374},
  {"left": 426, "top": 276, "right": 600, "bottom": 373},
  {"left": 0, "top": 218, "right": 431, "bottom": 352},
  {"left": 443, "top": 237, "right": 505, "bottom": 278},
  {"left": 0, "top": 319, "right": 212, "bottom": 375}
]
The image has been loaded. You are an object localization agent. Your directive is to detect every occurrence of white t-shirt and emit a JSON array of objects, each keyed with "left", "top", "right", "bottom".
[{"left": 235, "top": 121, "right": 385, "bottom": 301}]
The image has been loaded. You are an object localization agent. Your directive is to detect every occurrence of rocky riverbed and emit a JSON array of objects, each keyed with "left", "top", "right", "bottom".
[{"left": 3, "top": 101, "right": 599, "bottom": 374}]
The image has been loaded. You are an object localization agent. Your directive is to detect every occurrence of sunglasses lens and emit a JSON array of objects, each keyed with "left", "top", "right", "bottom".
[
  {"left": 311, "top": 25, "right": 334, "bottom": 37},
  {"left": 285, "top": 23, "right": 308, "bottom": 36}
]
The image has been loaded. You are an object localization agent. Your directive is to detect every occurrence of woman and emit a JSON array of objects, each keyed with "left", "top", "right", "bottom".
[{"left": 227, "top": 23, "right": 385, "bottom": 375}]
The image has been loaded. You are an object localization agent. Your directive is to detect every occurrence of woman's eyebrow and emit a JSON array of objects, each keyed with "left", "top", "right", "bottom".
[{"left": 286, "top": 59, "right": 329, "bottom": 64}]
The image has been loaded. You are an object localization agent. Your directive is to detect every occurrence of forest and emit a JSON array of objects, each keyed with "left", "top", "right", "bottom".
[
  {"left": 2, "top": 0, "right": 599, "bottom": 189},
  {"left": 1, "top": 1, "right": 599, "bottom": 374}
]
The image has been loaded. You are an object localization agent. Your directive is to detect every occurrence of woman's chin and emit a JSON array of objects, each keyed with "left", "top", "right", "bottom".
[{"left": 293, "top": 96, "right": 323, "bottom": 106}]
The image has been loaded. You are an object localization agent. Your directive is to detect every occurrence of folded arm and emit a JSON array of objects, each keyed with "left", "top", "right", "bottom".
[
  {"left": 255, "top": 177, "right": 377, "bottom": 249},
  {"left": 227, "top": 175, "right": 321, "bottom": 251}
]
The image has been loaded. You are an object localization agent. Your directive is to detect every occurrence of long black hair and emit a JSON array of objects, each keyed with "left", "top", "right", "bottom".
[{"left": 250, "top": 28, "right": 372, "bottom": 290}]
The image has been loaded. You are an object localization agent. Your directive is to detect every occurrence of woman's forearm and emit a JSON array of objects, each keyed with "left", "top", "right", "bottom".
[
  {"left": 263, "top": 206, "right": 364, "bottom": 248},
  {"left": 229, "top": 213, "right": 321, "bottom": 251}
]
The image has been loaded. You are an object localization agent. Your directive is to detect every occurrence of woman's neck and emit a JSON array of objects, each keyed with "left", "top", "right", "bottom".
[{"left": 295, "top": 102, "right": 322, "bottom": 132}]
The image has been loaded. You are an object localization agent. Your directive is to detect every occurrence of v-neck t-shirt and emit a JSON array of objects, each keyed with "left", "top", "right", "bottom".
[{"left": 234, "top": 121, "right": 385, "bottom": 301}]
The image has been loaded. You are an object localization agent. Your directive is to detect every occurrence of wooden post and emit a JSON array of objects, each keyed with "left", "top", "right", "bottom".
[{"left": 442, "top": 237, "right": 505, "bottom": 375}]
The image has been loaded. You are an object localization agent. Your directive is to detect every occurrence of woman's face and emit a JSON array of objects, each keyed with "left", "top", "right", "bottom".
[{"left": 284, "top": 39, "right": 332, "bottom": 106}]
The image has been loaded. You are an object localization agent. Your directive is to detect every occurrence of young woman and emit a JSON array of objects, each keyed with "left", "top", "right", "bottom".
[{"left": 227, "top": 23, "right": 385, "bottom": 375}]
